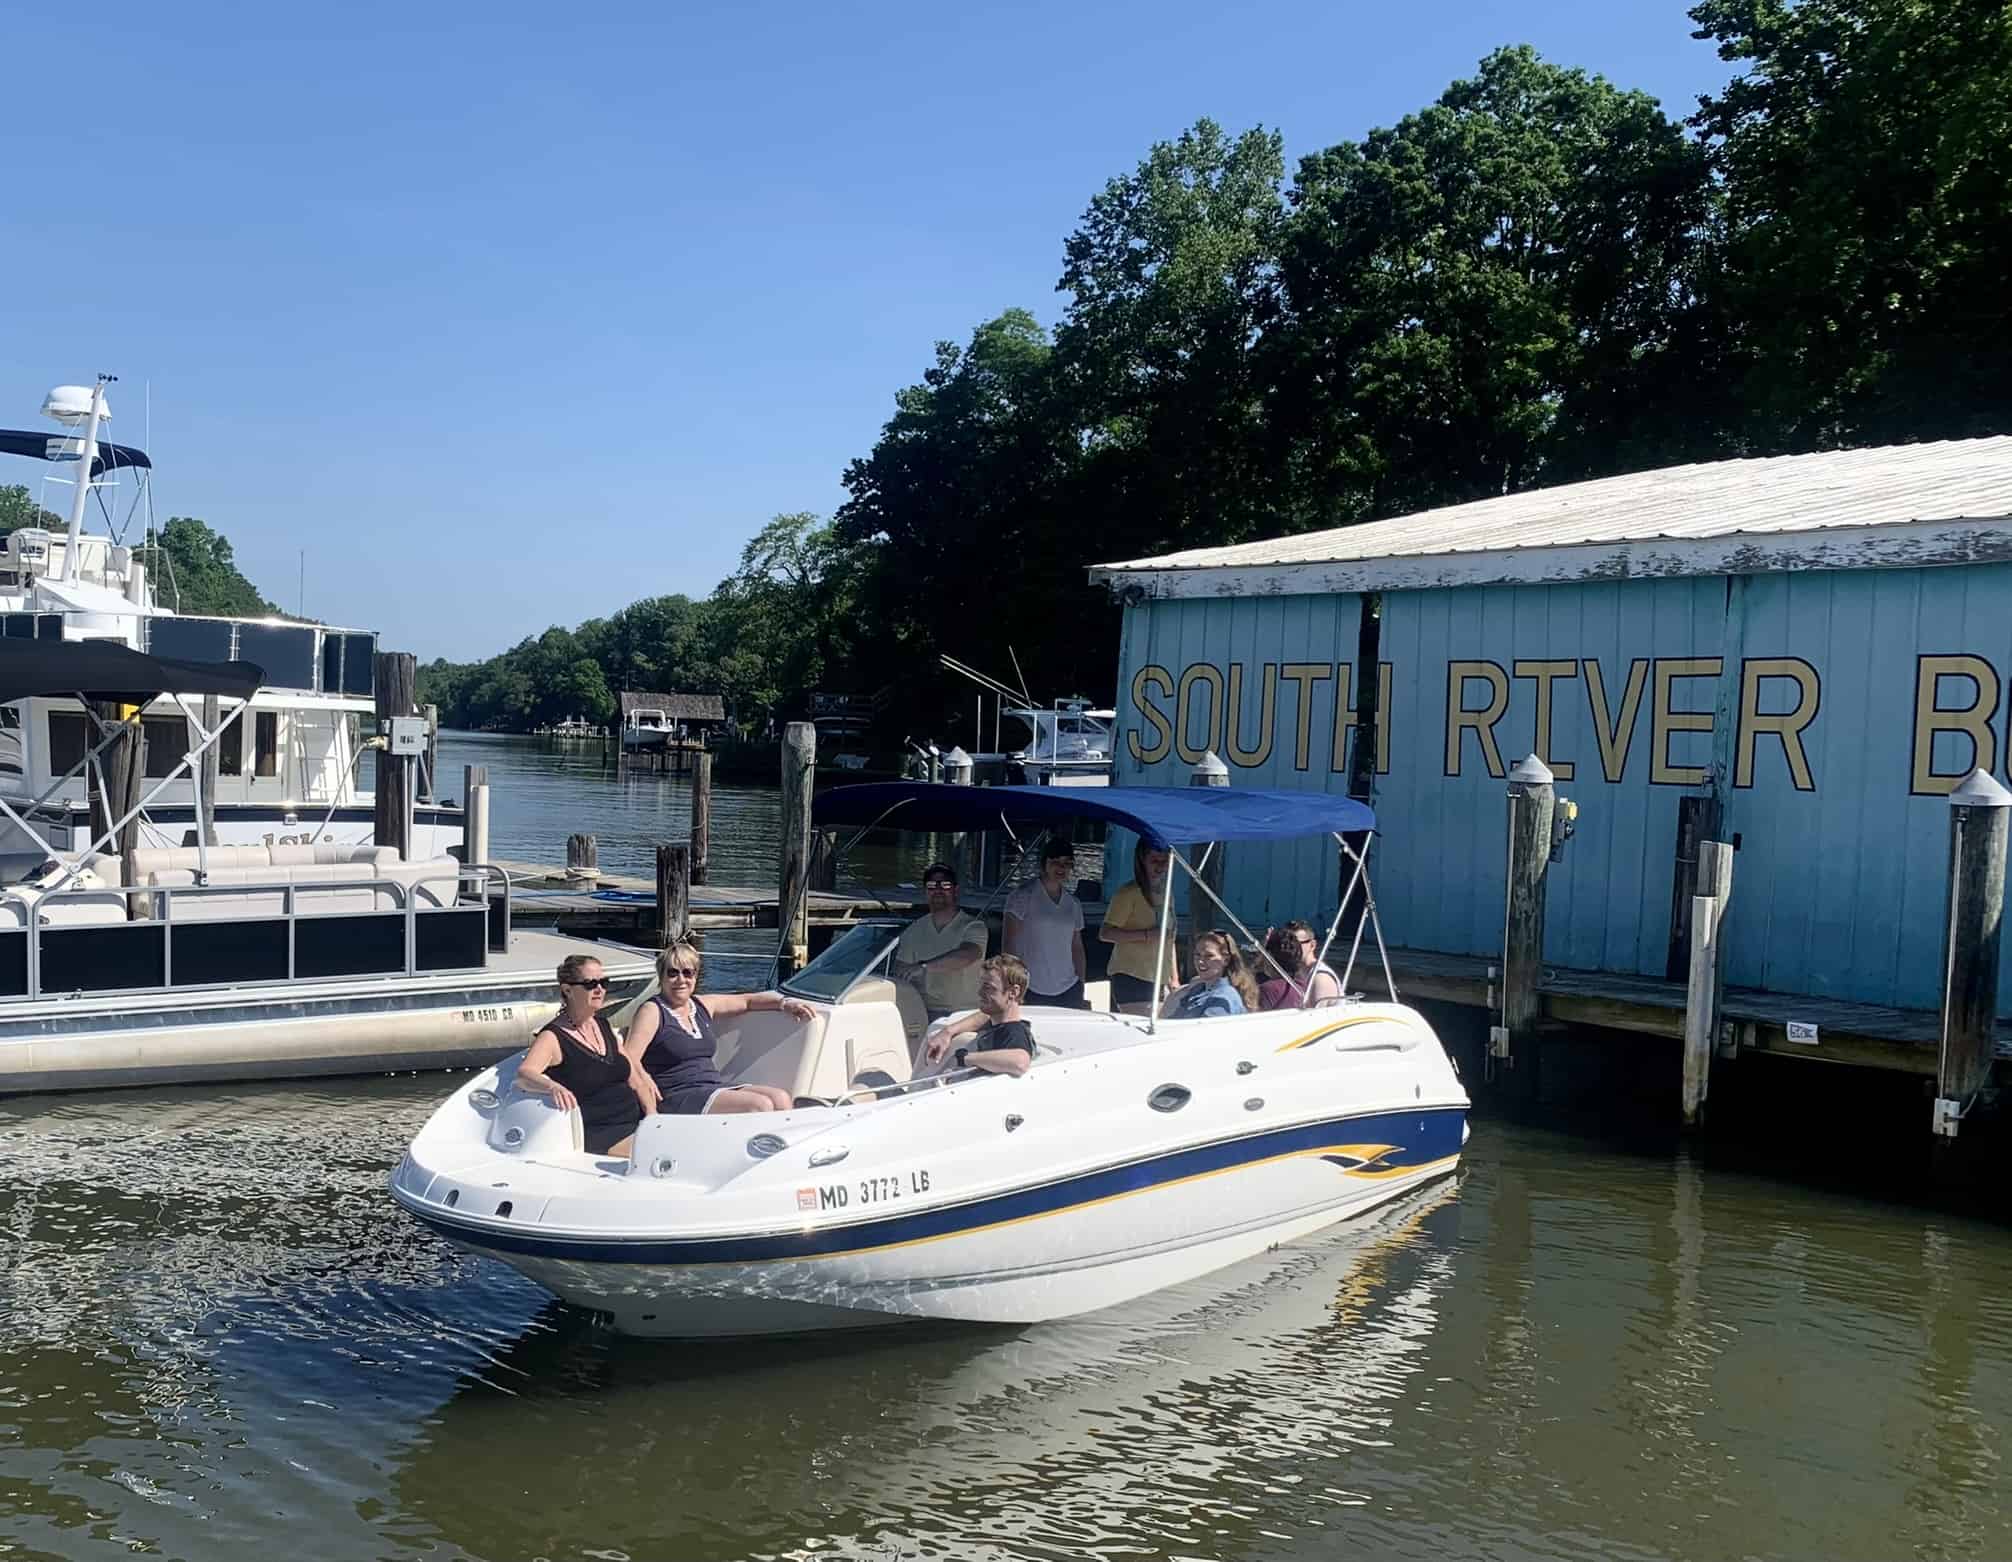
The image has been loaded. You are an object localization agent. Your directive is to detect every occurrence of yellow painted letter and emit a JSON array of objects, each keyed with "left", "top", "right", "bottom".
[
  {"left": 1651, "top": 658, "right": 1723, "bottom": 786},
  {"left": 1911, "top": 654, "right": 2000, "bottom": 796},
  {"left": 1127, "top": 664, "right": 1173, "bottom": 766},
  {"left": 1735, "top": 657, "right": 1820, "bottom": 791},
  {"left": 1445, "top": 662, "right": 1509, "bottom": 779}
]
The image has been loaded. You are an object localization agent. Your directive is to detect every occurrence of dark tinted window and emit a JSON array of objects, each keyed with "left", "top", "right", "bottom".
[
  {"left": 218, "top": 709, "right": 243, "bottom": 776},
  {"left": 148, "top": 618, "right": 235, "bottom": 663},
  {"left": 254, "top": 711, "right": 279, "bottom": 778},
  {"left": 236, "top": 625, "right": 317, "bottom": 691},
  {"left": 142, "top": 715, "right": 190, "bottom": 779},
  {"left": 49, "top": 711, "right": 90, "bottom": 777}
]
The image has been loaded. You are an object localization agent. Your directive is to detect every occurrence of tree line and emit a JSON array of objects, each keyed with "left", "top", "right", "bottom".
[{"left": 419, "top": 0, "right": 2012, "bottom": 741}]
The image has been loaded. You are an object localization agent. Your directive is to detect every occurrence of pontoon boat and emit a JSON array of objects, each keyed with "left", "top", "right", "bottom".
[{"left": 391, "top": 783, "right": 1468, "bottom": 1336}]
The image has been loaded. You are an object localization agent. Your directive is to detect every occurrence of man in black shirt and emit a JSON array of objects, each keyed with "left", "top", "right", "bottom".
[{"left": 923, "top": 954, "right": 1036, "bottom": 1077}]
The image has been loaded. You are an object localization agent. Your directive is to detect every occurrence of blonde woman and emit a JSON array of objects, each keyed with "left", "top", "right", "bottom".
[
  {"left": 1099, "top": 840, "right": 1180, "bottom": 1013},
  {"left": 623, "top": 939, "right": 816, "bottom": 1115}
]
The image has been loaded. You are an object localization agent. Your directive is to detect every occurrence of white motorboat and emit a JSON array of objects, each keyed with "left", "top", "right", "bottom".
[
  {"left": 391, "top": 783, "right": 1469, "bottom": 1336},
  {"left": 0, "top": 379, "right": 463, "bottom": 858}
]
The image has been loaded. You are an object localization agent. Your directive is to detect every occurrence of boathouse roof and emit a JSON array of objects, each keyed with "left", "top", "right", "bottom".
[
  {"left": 1090, "top": 436, "right": 2012, "bottom": 599},
  {"left": 619, "top": 690, "right": 725, "bottom": 722}
]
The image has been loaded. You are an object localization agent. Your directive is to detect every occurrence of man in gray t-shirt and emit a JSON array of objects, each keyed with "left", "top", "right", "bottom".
[{"left": 894, "top": 862, "right": 988, "bottom": 1017}]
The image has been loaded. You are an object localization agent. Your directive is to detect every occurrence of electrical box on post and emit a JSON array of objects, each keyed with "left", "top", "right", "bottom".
[{"left": 387, "top": 717, "right": 428, "bottom": 756}]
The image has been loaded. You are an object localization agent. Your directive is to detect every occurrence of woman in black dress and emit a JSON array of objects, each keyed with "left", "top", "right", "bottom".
[
  {"left": 514, "top": 953, "right": 660, "bottom": 1154},
  {"left": 624, "top": 939, "right": 816, "bottom": 1115}
]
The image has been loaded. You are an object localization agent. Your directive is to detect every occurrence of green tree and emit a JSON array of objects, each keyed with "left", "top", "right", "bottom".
[
  {"left": 1274, "top": 46, "right": 1720, "bottom": 523},
  {"left": 0, "top": 485, "right": 63, "bottom": 537},
  {"left": 144, "top": 517, "right": 283, "bottom": 617},
  {"left": 1690, "top": 0, "right": 2012, "bottom": 446}
]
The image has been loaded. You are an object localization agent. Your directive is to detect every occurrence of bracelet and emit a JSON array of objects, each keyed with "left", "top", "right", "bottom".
[{"left": 954, "top": 1047, "right": 969, "bottom": 1069}]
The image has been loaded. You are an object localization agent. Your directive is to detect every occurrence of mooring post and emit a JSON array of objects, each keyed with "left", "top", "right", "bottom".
[
  {"left": 1934, "top": 768, "right": 2010, "bottom": 1138},
  {"left": 1188, "top": 750, "right": 1229, "bottom": 933},
  {"left": 656, "top": 843, "right": 690, "bottom": 946},
  {"left": 1494, "top": 755, "right": 1555, "bottom": 1090},
  {"left": 566, "top": 832, "right": 598, "bottom": 878},
  {"left": 419, "top": 702, "right": 440, "bottom": 801},
  {"left": 373, "top": 651, "right": 417, "bottom": 859},
  {"left": 461, "top": 763, "right": 490, "bottom": 863},
  {"left": 808, "top": 828, "right": 838, "bottom": 894},
  {"left": 689, "top": 749, "right": 712, "bottom": 886},
  {"left": 1667, "top": 794, "right": 1724, "bottom": 980},
  {"left": 1681, "top": 839, "right": 1735, "bottom": 1128},
  {"left": 777, "top": 721, "right": 817, "bottom": 977}
]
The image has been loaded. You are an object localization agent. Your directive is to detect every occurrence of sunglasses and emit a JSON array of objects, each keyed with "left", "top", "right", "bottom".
[
  {"left": 663, "top": 966, "right": 700, "bottom": 980},
  {"left": 924, "top": 879, "right": 955, "bottom": 890},
  {"left": 564, "top": 977, "right": 608, "bottom": 990}
]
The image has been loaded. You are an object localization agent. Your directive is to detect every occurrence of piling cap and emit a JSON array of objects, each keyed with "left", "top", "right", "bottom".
[
  {"left": 1190, "top": 750, "right": 1230, "bottom": 783},
  {"left": 1948, "top": 768, "right": 2012, "bottom": 808},
  {"left": 1507, "top": 754, "right": 1554, "bottom": 786},
  {"left": 944, "top": 746, "right": 970, "bottom": 764}
]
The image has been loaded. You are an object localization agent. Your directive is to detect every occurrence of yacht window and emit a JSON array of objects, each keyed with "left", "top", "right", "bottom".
[
  {"left": 48, "top": 712, "right": 90, "bottom": 778},
  {"left": 0, "top": 704, "right": 20, "bottom": 776},
  {"left": 142, "top": 716, "right": 191, "bottom": 779},
  {"left": 254, "top": 712, "right": 280, "bottom": 779},
  {"left": 218, "top": 712, "right": 244, "bottom": 777}
]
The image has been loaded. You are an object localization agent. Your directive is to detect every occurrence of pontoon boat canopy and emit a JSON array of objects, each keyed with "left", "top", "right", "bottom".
[
  {"left": 0, "top": 638, "right": 262, "bottom": 705},
  {"left": 812, "top": 782, "right": 1374, "bottom": 845}
]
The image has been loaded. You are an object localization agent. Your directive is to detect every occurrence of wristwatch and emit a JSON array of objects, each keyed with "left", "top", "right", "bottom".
[{"left": 953, "top": 1047, "right": 969, "bottom": 1069}]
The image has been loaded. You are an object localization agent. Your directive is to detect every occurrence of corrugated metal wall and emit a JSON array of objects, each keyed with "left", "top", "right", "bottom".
[{"left": 1113, "top": 563, "right": 2012, "bottom": 1017}]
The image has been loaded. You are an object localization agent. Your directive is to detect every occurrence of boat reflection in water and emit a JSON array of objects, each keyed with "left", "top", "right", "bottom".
[{"left": 386, "top": 1182, "right": 1462, "bottom": 1561}]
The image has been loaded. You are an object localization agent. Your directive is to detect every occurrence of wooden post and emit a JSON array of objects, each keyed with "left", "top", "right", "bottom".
[
  {"left": 1666, "top": 794, "right": 1724, "bottom": 980},
  {"left": 689, "top": 749, "right": 712, "bottom": 886},
  {"left": 1681, "top": 839, "right": 1735, "bottom": 1128},
  {"left": 1188, "top": 750, "right": 1228, "bottom": 934},
  {"left": 88, "top": 703, "right": 146, "bottom": 905},
  {"left": 198, "top": 693, "right": 221, "bottom": 847},
  {"left": 777, "top": 721, "right": 816, "bottom": 976},
  {"left": 566, "top": 832, "right": 598, "bottom": 877},
  {"left": 656, "top": 843, "right": 690, "bottom": 945},
  {"left": 1934, "top": 768, "right": 2010, "bottom": 1138},
  {"left": 808, "top": 828, "right": 838, "bottom": 893},
  {"left": 1494, "top": 755, "right": 1555, "bottom": 1086},
  {"left": 373, "top": 651, "right": 417, "bottom": 859}
]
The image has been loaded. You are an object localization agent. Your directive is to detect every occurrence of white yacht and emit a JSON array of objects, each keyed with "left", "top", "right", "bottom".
[
  {"left": 392, "top": 783, "right": 1468, "bottom": 1336},
  {"left": 1005, "top": 697, "right": 1114, "bottom": 786},
  {"left": 0, "top": 380, "right": 461, "bottom": 864}
]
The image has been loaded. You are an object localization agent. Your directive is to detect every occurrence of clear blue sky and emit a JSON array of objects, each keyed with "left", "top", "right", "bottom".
[{"left": 1, "top": 1, "right": 1728, "bottom": 662}]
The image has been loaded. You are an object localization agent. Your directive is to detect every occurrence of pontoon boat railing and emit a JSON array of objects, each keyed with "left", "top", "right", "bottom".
[{"left": 0, "top": 863, "right": 513, "bottom": 1002}]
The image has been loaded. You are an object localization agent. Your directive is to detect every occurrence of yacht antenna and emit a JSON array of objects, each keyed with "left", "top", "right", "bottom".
[
  {"left": 1006, "top": 646, "right": 1032, "bottom": 704},
  {"left": 60, "top": 374, "right": 115, "bottom": 583}
]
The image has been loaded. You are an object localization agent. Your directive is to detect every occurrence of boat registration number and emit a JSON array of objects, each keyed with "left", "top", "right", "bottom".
[
  {"left": 454, "top": 1005, "right": 519, "bottom": 1024},
  {"left": 797, "top": 1170, "right": 932, "bottom": 1213}
]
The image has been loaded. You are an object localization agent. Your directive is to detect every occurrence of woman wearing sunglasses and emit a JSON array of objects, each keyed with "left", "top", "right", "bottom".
[
  {"left": 624, "top": 940, "right": 816, "bottom": 1115},
  {"left": 515, "top": 953, "right": 659, "bottom": 1155}
]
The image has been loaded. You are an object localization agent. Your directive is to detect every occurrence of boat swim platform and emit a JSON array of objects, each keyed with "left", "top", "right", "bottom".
[{"left": 1371, "top": 947, "right": 2012, "bottom": 1076}]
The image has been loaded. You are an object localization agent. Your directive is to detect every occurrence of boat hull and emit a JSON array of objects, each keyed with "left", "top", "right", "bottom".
[{"left": 429, "top": 1144, "right": 1458, "bottom": 1336}]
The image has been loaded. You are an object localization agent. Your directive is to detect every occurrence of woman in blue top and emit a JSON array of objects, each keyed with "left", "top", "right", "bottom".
[
  {"left": 623, "top": 939, "right": 817, "bottom": 1115},
  {"left": 1161, "top": 931, "right": 1260, "bottom": 1019}
]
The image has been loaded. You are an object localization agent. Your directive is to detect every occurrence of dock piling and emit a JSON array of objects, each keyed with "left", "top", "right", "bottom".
[
  {"left": 565, "top": 833, "right": 598, "bottom": 878},
  {"left": 1667, "top": 795, "right": 1724, "bottom": 980},
  {"left": 1933, "top": 768, "right": 2010, "bottom": 1138},
  {"left": 777, "top": 722, "right": 817, "bottom": 976},
  {"left": 198, "top": 693, "right": 221, "bottom": 847},
  {"left": 689, "top": 750, "right": 712, "bottom": 886},
  {"left": 373, "top": 651, "right": 418, "bottom": 859},
  {"left": 1494, "top": 755, "right": 1555, "bottom": 1091},
  {"left": 657, "top": 844, "right": 691, "bottom": 945},
  {"left": 462, "top": 764, "right": 490, "bottom": 865},
  {"left": 1681, "top": 839, "right": 1735, "bottom": 1127}
]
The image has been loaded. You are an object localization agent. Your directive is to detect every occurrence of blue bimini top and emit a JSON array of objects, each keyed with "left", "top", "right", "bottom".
[{"left": 811, "top": 782, "right": 1374, "bottom": 848}]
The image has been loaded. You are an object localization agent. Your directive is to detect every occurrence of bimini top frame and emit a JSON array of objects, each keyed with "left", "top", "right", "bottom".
[{"left": 811, "top": 782, "right": 1393, "bottom": 1031}]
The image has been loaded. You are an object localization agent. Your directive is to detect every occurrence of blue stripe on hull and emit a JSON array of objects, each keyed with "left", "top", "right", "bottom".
[{"left": 408, "top": 1104, "right": 1466, "bottom": 1266}]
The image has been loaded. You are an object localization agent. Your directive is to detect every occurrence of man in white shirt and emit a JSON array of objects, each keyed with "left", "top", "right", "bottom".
[
  {"left": 1004, "top": 836, "right": 1087, "bottom": 1008},
  {"left": 894, "top": 862, "right": 989, "bottom": 1018}
]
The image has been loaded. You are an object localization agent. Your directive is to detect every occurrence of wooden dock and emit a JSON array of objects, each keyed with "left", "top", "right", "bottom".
[{"left": 497, "top": 860, "right": 940, "bottom": 940}]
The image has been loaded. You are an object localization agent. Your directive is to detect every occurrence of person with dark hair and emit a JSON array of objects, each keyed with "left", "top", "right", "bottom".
[
  {"left": 1258, "top": 922, "right": 1343, "bottom": 1010},
  {"left": 1004, "top": 836, "right": 1087, "bottom": 1008},
  {"left": 1161, "top": 931, "right": 1259, "bottom": 1019},
  {"left": 922, "top": 954, "right": 1036, "bottom": 1077},
  {"left": 894, "top": 862, "right": 988, "bottom": 1019},
  {"left": 514, "top": 953, "right": 657, "bottom": 1154},
  {"left": 1099, "top": 840, "right": 1179, "bottom": 1014},
  {"left": 625, "top": 939, "right": 816, "bottom": 1115}
]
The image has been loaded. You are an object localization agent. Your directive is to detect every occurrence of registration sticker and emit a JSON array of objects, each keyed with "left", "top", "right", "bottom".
[{"left": 796, "top": 1187, "right": 818, "bottom": 1213}]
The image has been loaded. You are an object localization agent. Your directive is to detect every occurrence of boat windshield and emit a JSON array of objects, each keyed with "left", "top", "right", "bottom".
[{"left": 780, "top": 921, "right": 903, "bottom": 1004}]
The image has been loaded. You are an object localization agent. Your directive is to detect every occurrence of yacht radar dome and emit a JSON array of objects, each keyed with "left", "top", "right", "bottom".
[{"left": 41, "top": 385, "right": 111, "bottom": 426}]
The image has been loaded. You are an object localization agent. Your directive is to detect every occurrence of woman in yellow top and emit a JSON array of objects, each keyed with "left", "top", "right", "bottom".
[{"left": 1100, "top": 840, "right": 1180, "bottom": 1013}]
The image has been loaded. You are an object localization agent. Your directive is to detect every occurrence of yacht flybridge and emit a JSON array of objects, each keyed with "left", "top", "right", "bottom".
[
  {"left": 392, "top": 783, "right": 1469, "bottom": 1337},
  {"left": 0, "top": 380, "right": 460, "bottom": 858}
]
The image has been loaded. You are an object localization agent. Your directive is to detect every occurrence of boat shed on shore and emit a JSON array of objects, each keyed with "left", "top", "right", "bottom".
[{"left": 1089, "top": 437, "right": 2012, "bottom": 1019}]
